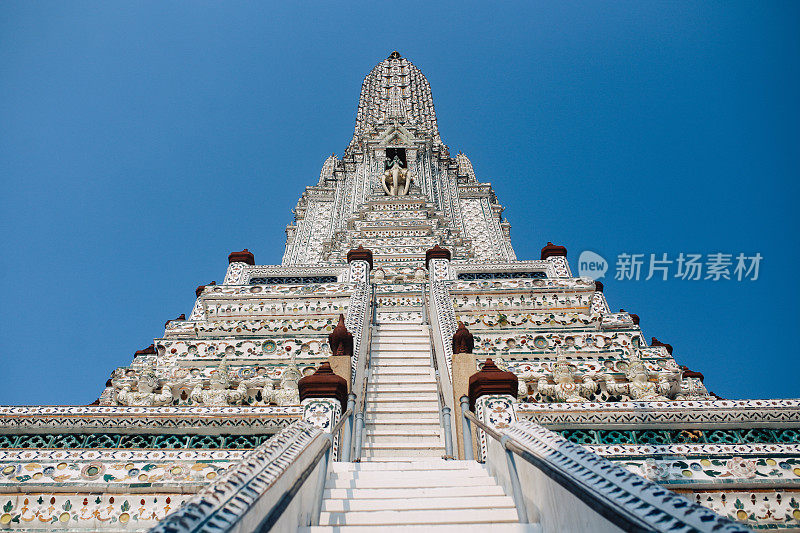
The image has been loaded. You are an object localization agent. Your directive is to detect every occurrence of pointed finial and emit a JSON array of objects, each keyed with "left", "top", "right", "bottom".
[{"left": 452, "top": 321, "right": 474, "bottom": 354}]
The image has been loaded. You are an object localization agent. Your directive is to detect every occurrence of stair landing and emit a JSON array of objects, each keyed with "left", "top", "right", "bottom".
[{"left": 301, "top": 459, "right": 533, "bottom": 532}]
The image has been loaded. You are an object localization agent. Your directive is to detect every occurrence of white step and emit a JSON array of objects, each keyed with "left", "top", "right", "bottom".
[
  {"left": 372, "top": 332, "right": 429, "bottom": 339},
  {"left": 365, "top": 392, "right": 438, "bottom": 402},
  {"left": 321, "top": 495, "right": 515, "bottom": 512},
  {"left": 302, "top": 524, "right": 538, "bottom": 533},
  {"left": 370, "top": 375, "right": 435, "bottom": 384},
  {"left": 322, "top": 484, "right": 505, "bottom": 499},
  {"left": 319, "top": 508, "right": 519, "bottom": 525},
  {"left": 330, "top": 460, "right": 484, "bottom": 472},
  {"left": 372, "top": 333, "right": 427, "bottom": 338},
  {"left": 372, "top": 349, "right": 430, "bottom": 356},
  {"left": 371, "top": 373, "right": 432, "bottom": 380},
  {"left": 360, "top": 447, "right": 445, "bottom": 459},
  {"left": 365, "top": 426, "right": 442, "bottom": 436},
  {"left": 371, "top": 367, "right": 431, "bottom": 375},
  {"left": 372, "top": 336, "right": 430, "bottom": 342},
  {"left": 364, "top": 435, "right": 443, "bottom": 446},
  {"left": 371, "top": 352, "right": 430, "bottom": 359},
  {"left": 374, "top": 324, "right": 426, "bottom": 331},
  {"left": 365, "top": 411, "right": 439, "bottom": 422},
  {"left": 364, "top": 430, "right": 443, "bottom": 441},
  {"left": 365, "top": 421, "right": 442, "bottom": 430},
  {"left": 371, "top": 359, "right": 431, "bottom": 367},
  {"left": 372, "top": 343, "right": 432, "bottom": 350},
  {"left": 372, "top": 340, "right": 429, "bottom": 345},
  {"left": 372, "top": 332, "right": 427, "bottom": 338},
  {"left": 350, "top": 455, "right": 466, "bottom": 463},
  {"left": 327, "top": 473, "right": 489, "bottom": 489},
  {"left": 367, "top": 383, "right": 436, "bottom": 392},
  {"left": 364, "top": 428, "right": 442, "bottom": 439},
  {"left": 365, "top": 401, "right": 438, "bottom": 412},
  {"left": 328, "top": 468, "right": 487, "bottom": 483}
]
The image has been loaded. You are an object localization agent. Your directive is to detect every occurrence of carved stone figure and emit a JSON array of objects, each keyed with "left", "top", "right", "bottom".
[
  {"left": 115, "top": 363, "right": 173, "bottom": 406},
  {"left": 537, "top": 346, "right": 598, "bottom": 402},
  {"left": 274, "top": 364, "right": 301, "bottom": 406},
  {"left": 674, "top": 371, "right": 711, "bottom": 400},
  {"left": 603, "top": 350, "right": 676, "bottom": 401},
  {"left": 190, "top": 359, "right": 247, "bottom": 406},
  {"left": 382, "top": 156, "right": 411, "bottom": 196},
  {"left": 258, "top": 378, "right": 277, "bottom": 405}
]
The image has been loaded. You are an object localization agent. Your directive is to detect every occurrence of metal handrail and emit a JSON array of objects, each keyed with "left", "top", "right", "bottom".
[
  {"left": 311, "top": 407, "right": 352, "bottom": 526},
  {"left": 464, "top": 410, "right": 751, "bottom": 533},
  {"left": 340, "top": 393, "right": 356, "bottom": 462},
  {"left": 462, "top": 408, "right": 531, "bottom": 524},
  {"left": 464, "top": 408, "right": 659, "bottom": 531}
]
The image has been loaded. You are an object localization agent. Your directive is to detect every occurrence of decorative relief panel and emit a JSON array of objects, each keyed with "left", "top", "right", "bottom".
[
  {"left": 0, "top": 492, "right": 192, "bottom": 530},
  {"left": 685, "top": 490, "right": 800, "bottom": 529},
  {"left": 223, "top": 262, "right": 247, "bottom": 285},
  {"left": 0, "top": 453, "right": 242, "bottom": 488},
  {"left": 613, "top": 455, "right": 800, "bottom": 487}
]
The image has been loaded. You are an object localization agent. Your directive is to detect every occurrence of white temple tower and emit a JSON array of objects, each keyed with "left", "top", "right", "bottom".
[{"left": 0, "top": 52, "right": 796, "bottom": 532}]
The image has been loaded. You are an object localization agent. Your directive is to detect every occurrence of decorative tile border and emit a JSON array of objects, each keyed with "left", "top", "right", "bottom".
[
  {"left": 0, "top": 406, "right": 301, "bottom": 434},
  {"left": 0, "top": 455, "right": 240, "bottom": 489},
  {"left": 680, "top": 490, "right": 800, "bottom": 530},
  {"left": 0, "top": 492, "right": 192, "bottom": 530},
  {"left": 515, "top": 400, "right": 800, "bottom": 428},
  {"left": 559, "top": 428, "right": 800, "bottom": 446},
  {"left": 0, "top": 433, "right": 274, "bottom": 450},
  {"left": 587, "top": 443, "right": 800, "bottom": 456}
]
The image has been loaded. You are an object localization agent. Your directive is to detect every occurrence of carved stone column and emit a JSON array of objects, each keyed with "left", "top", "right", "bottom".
[
  {"left": 345, "top": 246, "right": 372, "bottom": 386},
  {"left": 346, "top": 245, "right": 373, "bottom": 282},
  {"left": 299, "top": 362, "right": 348, "bottom": 458},
  {"left": 469, "top": 359, "right": 519, "bottom": 461},
  {"left": 224, "top": 249, "right": 255, "bottom": 284},
  {"left": 189, "top": 281, "right": 215, "bottom": 320},
  {"left": 328, "top": 314, "right": 353, "bottom": 391},
  {"left": 451, "top": 322, "right": 477, "bottom": 459},
  {"left": 591, "top": 280, "right": 610, "bottom": 315},
  {"left": 540, "top": 241, "right": 571, "bottom": 278}
]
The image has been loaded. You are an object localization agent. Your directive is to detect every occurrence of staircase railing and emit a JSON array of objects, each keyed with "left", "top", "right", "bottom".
[
  {"left": 349, "top": 282, "right": 375, "bottom": 461},
  {"left": 463, "top": 410, "right": 751, "bottom": 533},
  {"left": 423, "top": 281, "right": 455, "bottom": 459},
  {"left": 310, "top": 407, "right": 352, "bottom": 526}
]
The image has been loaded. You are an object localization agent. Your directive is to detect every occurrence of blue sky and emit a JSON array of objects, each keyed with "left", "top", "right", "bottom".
[{"left": 1, "top": 2, "right": 797, "bottom": 404}]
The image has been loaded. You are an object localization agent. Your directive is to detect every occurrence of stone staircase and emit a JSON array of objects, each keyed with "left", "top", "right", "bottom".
[
  {"left": 361, "top": 322, "right": 445, "bottom": 459},
  {"left": 300, "top": 459, "right": 532, "bottom": 532},
  {"left": 295, "top": 323, "right": 534, "bottom": 532}
]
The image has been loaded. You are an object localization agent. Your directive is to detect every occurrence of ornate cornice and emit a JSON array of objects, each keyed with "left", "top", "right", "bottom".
[
  {"left": 516, "top": 400, "right": 800, "bottom": 429},
  {"left": 0, "top": 406, "right": 301, "bottom": 434}
]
